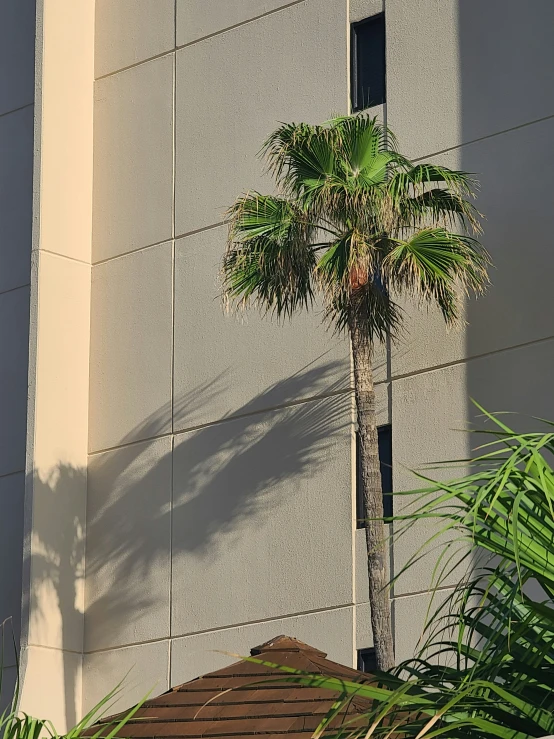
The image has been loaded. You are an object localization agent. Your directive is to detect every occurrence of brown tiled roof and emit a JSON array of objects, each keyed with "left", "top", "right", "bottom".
[{"left": 89, "top": 636, "right": 375, "bottom": 739}]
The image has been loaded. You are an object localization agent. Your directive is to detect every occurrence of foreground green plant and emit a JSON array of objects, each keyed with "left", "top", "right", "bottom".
[
  {"left": 222, "top": 113, "right": 489, "bottom": 669},
  {"left": 383, "top": 406, "right": 554, "bottom": 737},
  {"left": 0, "top": 624, "right": 144, "bottom": 739},
  {"left": 248, "top": 408, "right": 554, "bottom": 738},
  {"left": 0, "top": 693, "right": 142, "bottom": 739}
]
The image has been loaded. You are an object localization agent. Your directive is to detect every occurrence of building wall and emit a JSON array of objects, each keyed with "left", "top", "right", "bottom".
[
  {"left": 12, "top": 0, "right": 554, "bottom": 725},
  {"left": 81, "top": 0, "right": 554, "bottom": 713}
]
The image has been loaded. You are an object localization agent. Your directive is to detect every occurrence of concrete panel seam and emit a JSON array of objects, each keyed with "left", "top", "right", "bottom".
[
  {"left": 169, "top": 4, "right": 176, "bottom": 693},
  {"left": 170, "top": 31, "right": 176, "bottom": 435},
  {"left": 176, "top": 0, "right": 307, "bottom": 51},
  {"left": 27, "top": 643, "right": 83, "bottom": 656},
  {"left": 168, "top": 436, "right": 174, "bottom": 639},
  {"left": 0, "top": 469, "right": 25, "bottom": 481},
  {"left": 412, "top": 111, "right": 554, "bottom": 164},
  {"left": 174, "top": 221, "right": 227, "bottom": 243},
  {"left": 0, "top": 283, "right": 31, "bottom": 299},
  {"left": 92, "top": 223, "right": 226, "bottom": 267},
  {"left": 93, "top": 237, "right": 174, "bottom": 267},
  {"left": 173, "top": 0, "right": 177, "bottom": 48},
  {"left": 0, "top": 102, "right": 34, "bottom": 121},
  {"left": 83, "top": 603, "right": 356, "bottom": 656},
  {"left": 87, "top": 385, "right": 359, "bottom": 456},
  {"left": 391, "top": 333, "right": 554, "bottom": 383},
  {"left": 95, "top": 50, "right": 175, "bottom": 82},
  {"left": 30, "top": 248, "right": 90, "bottom": 267},
  {"left": 391, "top": 584, "right": 456, "bottom": 601}
]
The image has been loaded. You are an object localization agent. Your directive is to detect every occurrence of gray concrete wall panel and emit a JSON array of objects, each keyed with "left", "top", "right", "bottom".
[
  {"left": 0, "top": 288, "right": 30, "bottom": 477},
  {"left": 95, "top": 0, "right": 175, "bottom": 78},
  {"left": 93, "top": 57, "right": 174, "bottom": 263},
  {"left": 171, "top": 394, "right": 353, "bottom": 636},
  {"left": 176, "top": 0, "right": 306, "bottom": 47},
  {"left": 0, "top": 107, "right": 33, "bottom": 294},
  {"left": 175, "top": 0, "right": 348, "bottom": 235},
  {"left": 0, "top": 0, "right": 35, "bottom": 116},
  {"left": 173, "top": 227, "right": 350, "bottom": 431},
  {"left": 85, "top": 437, "right": 172, "bottom": 652},
  {"left": 88, "top": 244, "right": 173, "bottom": 452}
]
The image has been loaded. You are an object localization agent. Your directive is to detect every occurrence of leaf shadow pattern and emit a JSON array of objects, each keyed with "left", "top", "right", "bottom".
[
  {"left": 85, "top": 360, "right": 351, "bottom": 645},
  {"left": 23, "top": 359, "right": 353, "bottom": 722}
]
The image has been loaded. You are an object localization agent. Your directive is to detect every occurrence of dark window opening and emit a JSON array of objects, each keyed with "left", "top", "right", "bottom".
[
  {"left": 357, "top": 647, "right": 377, "bottom": 673},
  {"left": 356, "top": 424, "right": 392, "bottom": 528},
  {"left": 351, "top": 14, "right": 386, "bottom": 112}
]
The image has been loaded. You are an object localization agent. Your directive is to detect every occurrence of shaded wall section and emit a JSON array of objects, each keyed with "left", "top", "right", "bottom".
[
  {"left": 0, "top": 0, "right": 35, "bottom": 669},
  {"left": 384, "top": 0, "right": 554, "bottom": 646},
  {"left": 460, "top": 0, "right": 554, "bottom": 422}
]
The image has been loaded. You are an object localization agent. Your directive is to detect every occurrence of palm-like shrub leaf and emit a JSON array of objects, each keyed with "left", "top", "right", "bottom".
[
  {"left": 254, "top": 410, "right": 554, "bottom": 738},
  {"left": 0, "top": 623, "right": 146, "bottom": 739},
  {"left": 352, "top": 410, "right": 554, "bottom": 738}
]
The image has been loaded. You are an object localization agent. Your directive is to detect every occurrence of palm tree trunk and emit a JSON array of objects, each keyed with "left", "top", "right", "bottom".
[{"left": 349, "top": 308, "right": 394, "bottom": 672}]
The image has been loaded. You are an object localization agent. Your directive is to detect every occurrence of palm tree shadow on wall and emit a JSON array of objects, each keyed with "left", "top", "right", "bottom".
[
  {"left": 23, "top": 465, "right": 86, "bottom": 729},
  {"left": 85, "top": 358, "right": 351, "bottom": 645},
  {"left": 24, "top": 357, "right": 358, "bottom": 722}
]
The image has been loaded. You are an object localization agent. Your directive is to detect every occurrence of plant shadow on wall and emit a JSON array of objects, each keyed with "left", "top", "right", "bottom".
[
  {"left": 85, "top": 359, "right": 352, "bottom": 643},
  {"left": 24, "top": 465, "right": 86, "bottom": 729},
  {"left": 26, "top": 356, "right": 359, "bottom": 716}
]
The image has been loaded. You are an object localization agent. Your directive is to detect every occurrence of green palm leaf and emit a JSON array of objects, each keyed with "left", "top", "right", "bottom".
[
  {"left": 223, "top": 193, "right": 316, "bottom": 317},
  {"left": 384, "top": 228, "right": 489, "bottom": 323}
]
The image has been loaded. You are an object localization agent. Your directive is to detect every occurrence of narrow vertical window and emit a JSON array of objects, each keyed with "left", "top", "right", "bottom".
[
  {"left": 356, "top": 424, "right": 393, "bottom": 528},
  {"left": 357, "top": 647, "right": 377, "bottom": 673},
  {"left": 351, "top": 14, "right": 386, "bottom": 112}
]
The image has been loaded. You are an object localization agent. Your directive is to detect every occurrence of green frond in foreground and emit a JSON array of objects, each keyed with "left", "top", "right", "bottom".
[
  {"left": 249, "top": 409, "right": 554, "bottom": 738},
  {"left": 0, "top": 621, "right": 147, "bottom": 739},
  {"left": 224, "top": 114, "right": 489, "bottom": 343},
  {"left": 356, "top": 409, "right": 554, "bottom": 738}
]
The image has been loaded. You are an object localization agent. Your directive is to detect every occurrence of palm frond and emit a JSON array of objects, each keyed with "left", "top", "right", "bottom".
[
  {"left": 223, "top": 193, "right": 317, "bottom": 317},
  {"left": 388, "top": 164, "right": 479, "bottom": 204},
  {"left": 262, "top": 122, "right": 337, "bottom": 200},
  {"left": 399, "top": 189, "right": 483, "bottom": 233},
  {"left": 384, "top": 228, "right": 490, "bottom": 324}
]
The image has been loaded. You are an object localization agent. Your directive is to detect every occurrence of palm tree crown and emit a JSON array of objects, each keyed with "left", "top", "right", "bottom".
[{"left": 223, "top": 114, "right": 489, "bottom": 339}]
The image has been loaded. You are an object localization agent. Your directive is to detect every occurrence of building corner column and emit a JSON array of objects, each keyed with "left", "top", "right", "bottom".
[{"left": 19, "top": 0, "right": 96, "bottom": 729}]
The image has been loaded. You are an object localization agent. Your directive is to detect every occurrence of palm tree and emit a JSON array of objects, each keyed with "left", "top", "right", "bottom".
[{"left": 222, "top": 114, "right": 489, "bottom": 670}]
